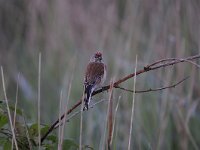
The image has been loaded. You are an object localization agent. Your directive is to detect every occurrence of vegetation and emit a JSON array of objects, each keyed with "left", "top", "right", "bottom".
[{"left": 0, "top": 0, "right": 200, "bottom": 149}]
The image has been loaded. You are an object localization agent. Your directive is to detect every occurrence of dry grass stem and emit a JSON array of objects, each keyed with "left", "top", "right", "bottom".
[
  {"left": 101, "top": 79, "right": 114, "bottom": 150},
  {"left": 110, "top": 96, "right": 121, "bottom": 145},
  {"left": 58, "top": 90, "right": 63, "bottom": 150},
  {"left": 11, "top": 73, "right": 20, "bottom": 149},
  {"left": 22, "top": 111, "right": 33, "bottom": 150},
  {"left": 177, "top": 105, "right": 199, "bottom": 150},
  {"left": 128, "top": 55, "right": 137, "bottom": 150},
  {"left": 1, "top": 66, "right": 19, "bottom": 150},
  {"left": 60, "top": 55, "right": 76, "bottom": 147},
  {"left": 60, "top": 83, "right": 72, "bottom": 147},
  {"left": 37, "top": 53, "right": 41, "bottom": 148},
  {"left": 79, "top": 90, "right": 85, "bottom": 150},
  {"left": 107, "top": 84, "right": 113, "bottom": 150}
]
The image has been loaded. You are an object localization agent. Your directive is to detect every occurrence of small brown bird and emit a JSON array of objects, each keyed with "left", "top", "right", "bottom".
[{"left": 84, "top": 51, "right": 106, "bottom": 110}]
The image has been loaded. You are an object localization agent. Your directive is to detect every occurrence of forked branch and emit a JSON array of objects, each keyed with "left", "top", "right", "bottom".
[{"left": 41, "top": 54, "right": 200, "bottom": 143}]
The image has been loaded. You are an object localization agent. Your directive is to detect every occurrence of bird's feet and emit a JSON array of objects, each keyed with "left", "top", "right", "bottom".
[{"left": 83, "top": 103, "right": 89, "bottom": 111}]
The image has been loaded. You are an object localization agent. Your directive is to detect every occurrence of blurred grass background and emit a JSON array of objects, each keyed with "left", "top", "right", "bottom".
[{"left": 0, "top": 0, "right": 200, "bottom": 149}]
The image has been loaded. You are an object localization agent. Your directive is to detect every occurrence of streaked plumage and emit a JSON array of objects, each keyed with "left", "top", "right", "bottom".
[{"left": 84, "top": 51, "right": 106, "bottom": 110}]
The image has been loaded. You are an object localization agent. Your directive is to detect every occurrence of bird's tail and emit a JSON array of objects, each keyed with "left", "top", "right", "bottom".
[{"left": 84, "top": 84, "right": 93, "bottom": 110}]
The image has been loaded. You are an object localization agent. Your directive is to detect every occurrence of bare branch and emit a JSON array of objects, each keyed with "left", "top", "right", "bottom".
[
  {"left": 41, "top": 54, "right": 200, "bottom": 143},
  {"left": 116, "top": 76, "right": 189, "bottom": 93},
  {"left": 54, "top": 99, "right": 108, "bottom": 129}
]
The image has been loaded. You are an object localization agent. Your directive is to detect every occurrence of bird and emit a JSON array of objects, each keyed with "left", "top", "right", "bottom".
[{"left": 83, "top": 51, "right": 106, "bottom": 110}]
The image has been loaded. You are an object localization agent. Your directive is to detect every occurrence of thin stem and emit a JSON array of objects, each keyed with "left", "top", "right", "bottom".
[
  {"left": 79, "top": 92, "right": 85, "bottom": 150},
  {"left": 1, "top": 66, "right": 19, "bottom": 150},
  {"left": 60, "top": 83, "right": 72, "bottom": 147},
  {"left": 38, "top": 52, "right": 41, "bottom": 149},
  {"left": 22, "top": 111, "right": 33, "bottom": 150},
  {"left": 12, "top": 73, "right": 20, "bottom": 149},
  {"left": 107, "top": 82, "right": 114, "bottom": 150},
  {"left": 176, "top": 104, "right": 199, "bottom": 150},
  {"left": 60, "top": 55, "right": 76, "bottom": 148},
  {"left": 58, "top": 90, "right": 63, "bottom": 150},
  {"left": 110, "top": 96, "right": 121, "bottom": 145},
  {"left": 101, "top": 79, "right": 114, "bottom": 150},
  {"left": 128, "top": 55, "right": 137, "bottom": 150}
]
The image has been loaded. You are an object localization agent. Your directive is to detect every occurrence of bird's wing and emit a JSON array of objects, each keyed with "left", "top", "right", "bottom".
[{"left": 85, "top": 62, "right": 105, "bottom": 86}]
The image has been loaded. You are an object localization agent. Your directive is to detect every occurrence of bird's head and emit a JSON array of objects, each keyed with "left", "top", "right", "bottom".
[{"left": 90, "top": 51, "right": 103, "bottom": 62}]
